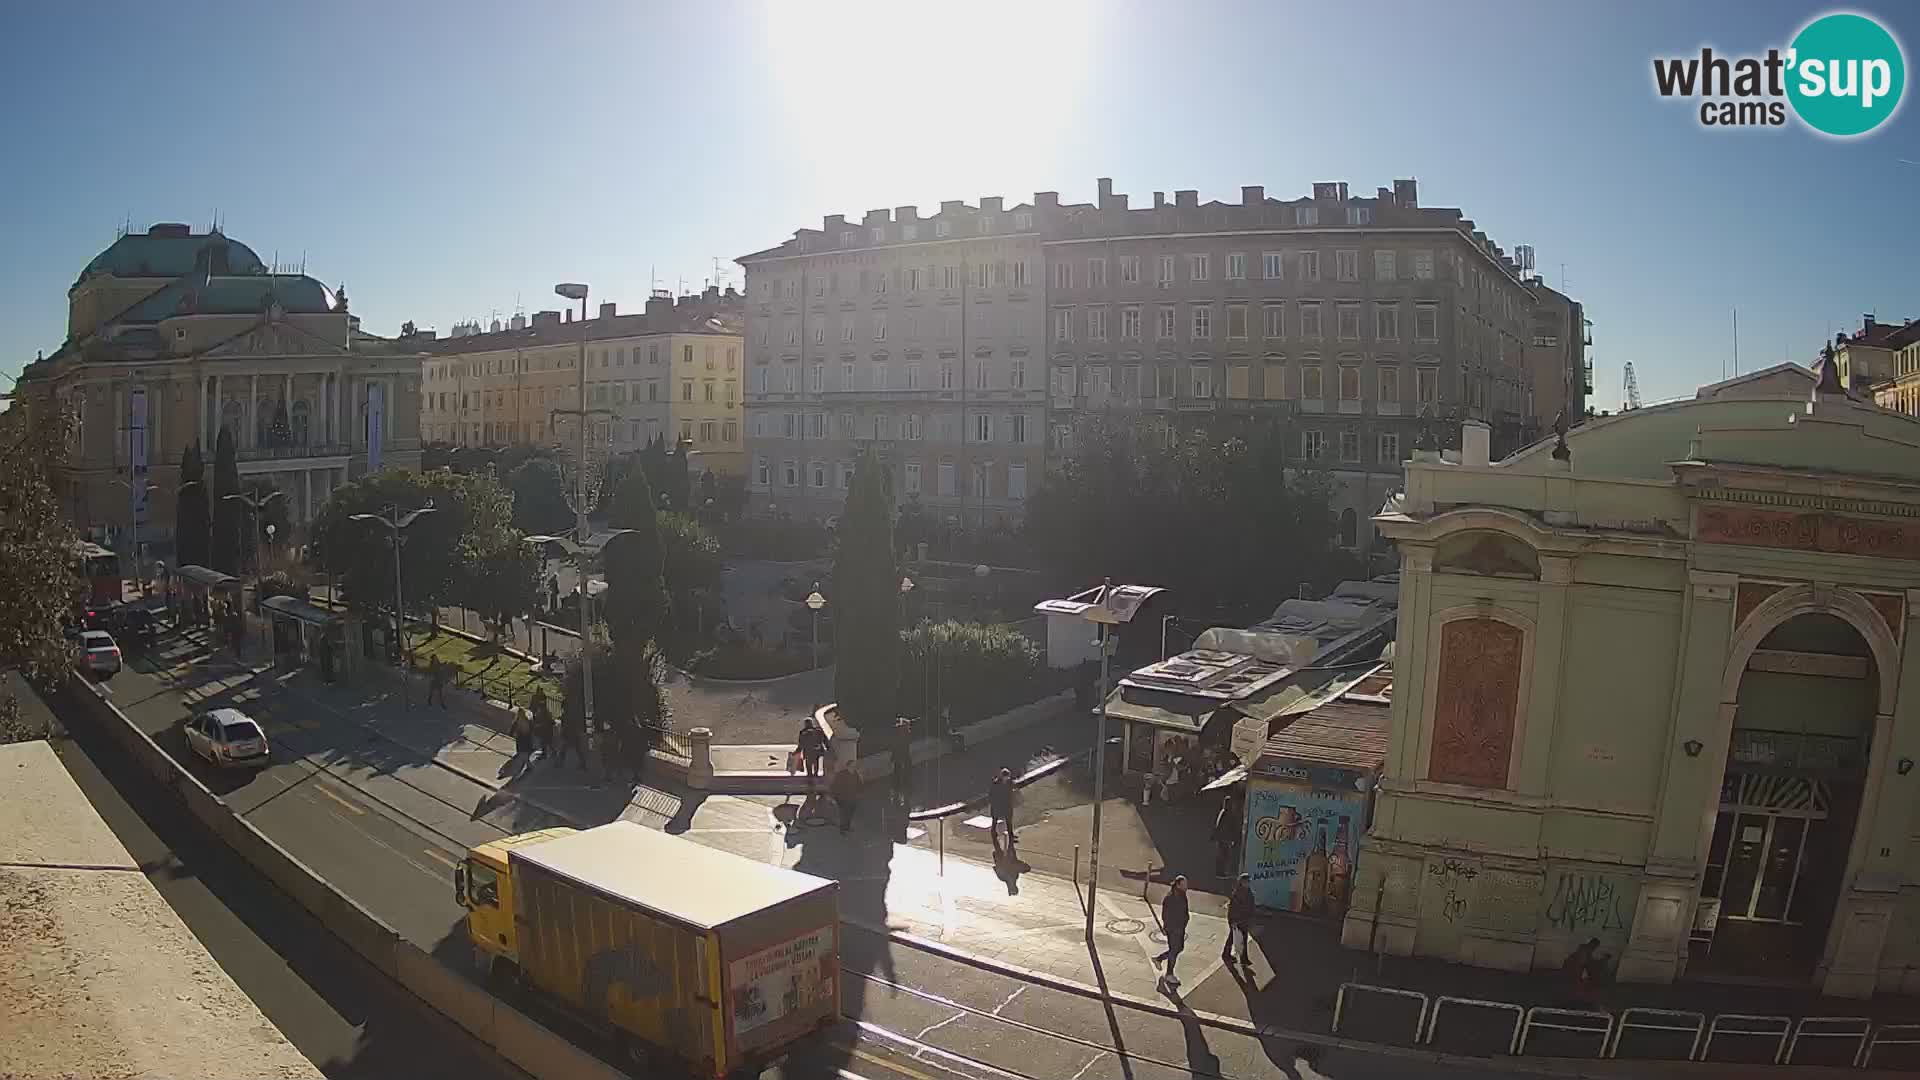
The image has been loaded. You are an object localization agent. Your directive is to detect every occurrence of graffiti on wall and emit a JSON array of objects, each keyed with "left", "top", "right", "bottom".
[
  {"left": 1543, "top": 870, "right": 1637, "bottom": 936},
  {"left": 1423, "top": 857, "right": 1480, "bottom": 925}
]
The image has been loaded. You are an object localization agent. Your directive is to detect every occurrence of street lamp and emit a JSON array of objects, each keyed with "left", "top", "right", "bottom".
[
  {"left": 111, "top": 476, "right": 173, "bottom": 596},
  {"left": 350, "top": 503, "right": 437, "bottom": 709},
  {"left": 222, "top": 488, "right": 286, "bottom": 576},
  {"left": 525, "top": 528, "right": 633, "bottom": 739},
  {"left": 805, "top": 584, "right": 827, "bottom": 669},
  {"left": 899, "top": 575, "right": 914, "bottom": 624},
  {"left": 549, "top": 281, "right": 616, "bottom": 740}
]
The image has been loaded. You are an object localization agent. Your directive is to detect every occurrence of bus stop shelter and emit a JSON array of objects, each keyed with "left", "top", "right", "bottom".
[
  {"left": 172, "top": 564, "right": 240, "bottom": 627},
  {"left": 261, "top": 595, "right": 351, "bottom": 683}
]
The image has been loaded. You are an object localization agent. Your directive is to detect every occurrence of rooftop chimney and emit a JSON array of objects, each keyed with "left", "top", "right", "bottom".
[
  {"left": 510, "top": 313, "right": 527, "bottom": 331},
  {"left": 598, "top": 301, "right": 617, "bottom": 320},
  {"left": 1394, "top": 178, "right": 1418, "bottom": 207},
  {"left": 1376, "top": 187, "right": 1391, "bottom": 201},
  {"left": 1034, "top": 191, "right": 1059, "bottom": 209},
  {"left": 646, "top": 293, "right": 672, "bottom": 318},
  {"left": 980, "top": 196, "right": 1003, "bottom": 213},
  {"left": 1175, "top": 189, "right": 1198, "bottom": 209},
  {"left": 863, "top": 208, "right": 891, "bottom": 225},
  {"left": 1461, "top": 420, "right": 1491, "bottom": 467},
  {"left": 1097, "top": 177, "right": 1114, "bottom": 206},
  {"left": 532, "top": 310, "right": 560, "bottom": 329},
  {"left": 939, "top": 200, "right": 964, "bottom": 215},
  {"left": 1241, "top": 185, "right": 1264, "bottom": 205},
  {"left": 823, "top": 213, "right": 847, "bottom": 231},
  {"left": 896, "top": 206, "right": 919, "bottom": 223},
  {"left": 564, "top": 309, "right": 573, "bottom": 323},
  {"left": 1153, "top": 191, "right": 1166, "bottom": 209}
]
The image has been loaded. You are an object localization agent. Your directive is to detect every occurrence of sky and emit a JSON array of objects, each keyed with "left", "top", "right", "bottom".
[{"left": 3, "top": 0, "right": 1917, "bottom": 406}]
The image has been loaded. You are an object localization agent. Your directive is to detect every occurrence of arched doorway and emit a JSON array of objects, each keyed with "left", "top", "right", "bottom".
[{"left": 1694, "top": 612, "right": 1877, "bottom": 980}]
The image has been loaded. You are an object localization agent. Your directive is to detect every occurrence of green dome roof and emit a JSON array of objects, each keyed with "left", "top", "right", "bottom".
[{"left": 77, "top": 225, "right": 267, "bottom": 284}]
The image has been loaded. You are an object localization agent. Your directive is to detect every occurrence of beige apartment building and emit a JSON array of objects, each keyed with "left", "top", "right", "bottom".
[
  {"left": 1040, "top": 178, "right": 1537, "bottom": 560},
  {"left": 16, "top": 223, "right": 424, "bottom": 552},
  {"left": 737, "top": 202, "right": 1048, "bottom": 524},
  {"left": 740, "top": 180, "right": 1559, "bottom": 552},
  {"left": 1523, "top": 282, "right": 1589, "bottom": 424},
  {"left": 421, "top": 288, "right": 746, "bottom": 474}
]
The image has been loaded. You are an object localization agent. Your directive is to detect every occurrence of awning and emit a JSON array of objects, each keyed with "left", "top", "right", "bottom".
[
  {"left": 174, "top": 564, "right": 240, "bottom": 589},
  {"left": 261, "top": 594, "right": 344, "bottom": 628},
  {"left": 1101, "top": 689, "right": 1213, "bottom": 735}
]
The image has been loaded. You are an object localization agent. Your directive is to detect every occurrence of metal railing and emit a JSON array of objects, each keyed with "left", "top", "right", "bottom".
[
  {"left": 1606, "top": 1007, "right": 1706, "bottom": 1061},
  {"left": 1786, "top": 1017, "right": 1872, "bottom": 1067},
  {"left": 1864, "top": 1023, "right": 1920, "bottom": 1068},
  {"left": 1423, "top": 995, "right": 1524, "bottom": 1055},
  {"left": 1331, "top": 983, "right": 1428, "bottom": 1043},
  {"left": 1520, "top": 1007, "right": 1612, "bottom": 1057},
  {"left": 1702, "top": 1013, "right": 1793, "bottom": 1065}
]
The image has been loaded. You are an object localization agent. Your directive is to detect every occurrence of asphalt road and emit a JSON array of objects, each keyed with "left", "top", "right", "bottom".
[
  {"left": 84, "top": 632, "right": 1565, "bottom": 1080},
  {"left": 42, "top": 681, "right": 526, "bottom": 1080}
]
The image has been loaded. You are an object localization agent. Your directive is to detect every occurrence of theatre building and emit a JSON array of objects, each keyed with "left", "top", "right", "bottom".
[{"left": 1348, "top": 361, "right": 1920, "bottom": 996}]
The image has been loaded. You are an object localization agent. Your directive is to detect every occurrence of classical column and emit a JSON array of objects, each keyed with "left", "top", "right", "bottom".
[
  {"left": 247, "top": 374, "right": 259, "bottom": 449},
  {"left": 304, "top": 469, "right": 313, "bottom": 522},
  {"left": 284, "top": 372, "right": 294, "bottom": 444},
  {"left": 213, "top": 374, "right": 225, "bottom": 444}
]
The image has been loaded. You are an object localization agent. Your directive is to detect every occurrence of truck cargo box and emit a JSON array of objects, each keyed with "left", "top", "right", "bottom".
[{"left": 511, "top": 821, "right": 839, "bottom": 1076}]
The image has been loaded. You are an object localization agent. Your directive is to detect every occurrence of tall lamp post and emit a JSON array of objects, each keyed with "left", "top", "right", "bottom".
[
  {"left": 350, "top": 503, "right": 437, "bottom": 709},
  {"left": 805, "top": 584, "right": 827, "bottom": 669},
  {"left": 112, "top": 477, "right": 172, "bottom": 596},
  {"left": 550, "top": 281, "right": 614, "bottom": 740},
  {"left": 222, "top": 488, "right": 287, "bottom": 577}
]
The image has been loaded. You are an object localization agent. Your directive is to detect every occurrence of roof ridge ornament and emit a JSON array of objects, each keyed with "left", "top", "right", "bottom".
[{"left": 1550, "top": 409, "right": 1571, "bottom": 462}]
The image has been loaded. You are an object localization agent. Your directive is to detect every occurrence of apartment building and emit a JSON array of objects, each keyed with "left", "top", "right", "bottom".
[
  {"left": 421, "top": 287, "right": 746, "bottom": 474},
  {"left": 1524, "top": 282, "right": 1590, "bottom": 423},
  {"left": 1820, "top": 314, "right": 1920, "bottom": 415},
  {"left": 1040, "top": 178, "right": 1536, "bottom": 557},
  {"left": 737, "top": 202, "right": 1047, "bottom": 524}
]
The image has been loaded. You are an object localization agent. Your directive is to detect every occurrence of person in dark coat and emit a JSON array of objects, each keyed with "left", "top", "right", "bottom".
[
  {"left": 988, "top": 768, "right": 1016, "bottom": 856},
  {"left": 829, "top": 762, "right": 861, "bottom": 835},
  {"left": 530, "top": 693, "right": 555, "bottom": 757},
  {"left": 509, "top": 706, "right": 533, "bottom": 758},
  {"left": 1212, "top": 790, "right": 1243, "bottom": 877},
  {"left": 1225, "top": 873, "right": 1256, "bottom": 967},
  {"left": 797, "top": 718, "right": 827, "bottom": 787},
  {"left": 1155, "top": 876, "right": 1191, "bottom": 992}
]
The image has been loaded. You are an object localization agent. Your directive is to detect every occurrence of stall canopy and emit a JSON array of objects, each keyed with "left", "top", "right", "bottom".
[
  {"left": 174, "top": 564, "right": 240, "bottom": 590},
  {"left": 1257, "top": 699, "right": 1390, "bottom": 778},
  {"left": 261, "top": 594, "right": 343, "bottom": 627}
]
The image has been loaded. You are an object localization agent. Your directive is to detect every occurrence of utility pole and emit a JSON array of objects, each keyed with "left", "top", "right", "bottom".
[{"left": 551, "top": 282, "right": 612, "bottom": 738}]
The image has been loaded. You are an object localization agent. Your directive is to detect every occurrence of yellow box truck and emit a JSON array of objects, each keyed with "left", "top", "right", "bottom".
[{"left": 455, "top": 821, "right": 839, "bottom": 1077}]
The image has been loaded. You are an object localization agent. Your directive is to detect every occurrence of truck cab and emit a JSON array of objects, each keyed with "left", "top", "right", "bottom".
[{"left": 454, "top": 827, "right": 575, "bottom": 977}]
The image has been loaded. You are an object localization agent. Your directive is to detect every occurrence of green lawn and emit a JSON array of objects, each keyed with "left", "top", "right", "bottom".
[{"left": 409, "top": 628, "right": 558, "bottom": 709}]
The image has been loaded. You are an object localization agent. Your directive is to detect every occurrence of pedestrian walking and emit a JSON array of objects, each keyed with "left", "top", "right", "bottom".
[
  {"left": 426, "top": 658, "right": 450, "bottom": 707},
  {"left": 1225, "top": 873, "right": 1256, "bottom": 967},
  {"left": 509, "top": 705, "right": 533, "bottom": 759},
  {"left": 890, "top": 717, "right": 914, "bottom": 801},
  {"left": 796, "top": 717, "right": 827, "bottom": 788},
  {"left": 829, "top": 761, "right": 861, "bottom": 835},
  {"left": 988, "top": 768, "right": 1016, "bottom": 856},
  {"left": 531, "top": 695, "right": 555, "bottom": 757},
  {"left": 1212, "top": 790, "right": 1243, "bottom": 877},
  {"left": 1155, "top": 875, "right": 1191, "bottom": 992},
  {"left": 554, "top": 705, "right": 587, "bottom": 768}
]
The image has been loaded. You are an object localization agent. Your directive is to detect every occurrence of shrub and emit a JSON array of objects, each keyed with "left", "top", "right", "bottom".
[
  {"left": 897, "top": 619, "right": 1042, "bottom": 726},
  {"left": 689, "top": 640, "right": 815, "bottom": 680}
]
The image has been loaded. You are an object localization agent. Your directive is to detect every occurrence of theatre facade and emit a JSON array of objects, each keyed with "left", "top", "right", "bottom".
[{"left": 1347, "top": 363, "right": 1920, "bottom": 997}]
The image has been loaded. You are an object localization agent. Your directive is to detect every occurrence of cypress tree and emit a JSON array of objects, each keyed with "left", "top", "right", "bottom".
[
  {"left": 832, "top": 450, "right": 900, "bottom": 732},
  {"left": 210, "top": 428, "right": 241, "bottom": 574}
]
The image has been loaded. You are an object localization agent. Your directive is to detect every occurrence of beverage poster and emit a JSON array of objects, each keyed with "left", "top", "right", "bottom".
[
  {"left": 729, "top": 925, "right": 833, "bottom": 1037},
  {"left": 1243, "top": 779, "right": 1365, "bottom": 916}
]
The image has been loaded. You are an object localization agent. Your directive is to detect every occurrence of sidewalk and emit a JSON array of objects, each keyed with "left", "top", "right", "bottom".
[{"left": 148, "top": 623, "right": 1920, "bottom": 1073}]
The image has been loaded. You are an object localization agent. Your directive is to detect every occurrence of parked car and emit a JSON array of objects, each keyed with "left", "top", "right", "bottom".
[
  {"left": 114, "top": 606, "right": 158, "bottom": 648},
  {"left": 76, "top": 630, "right": 122, "bottom": 677},
  {"left": 183, "top": 708, "right": 270, "bottom": 768}
]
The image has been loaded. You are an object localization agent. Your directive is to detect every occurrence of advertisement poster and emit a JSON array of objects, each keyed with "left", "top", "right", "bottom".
[
  {"left": 1243, "top": 779, "right": 1365, "bottom": 916},
  {"left": 729, "top": 926, "right": 833, "bottom": 1037},
  {"left": 128, "top": 385, "right": 148, "bottom": 526}
]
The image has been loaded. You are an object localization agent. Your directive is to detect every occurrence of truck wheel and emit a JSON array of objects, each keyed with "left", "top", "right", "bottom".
[
  {"left": 616, "top": 1034, "right": 655, "bottom": 1072},
  {"left": 486, "top": 957, "right": 521, "bottom": 998}
]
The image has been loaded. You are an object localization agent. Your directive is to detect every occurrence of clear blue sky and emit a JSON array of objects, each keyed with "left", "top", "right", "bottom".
[{"left": 3, "top": 0, "right": 1915, "bottom": 406}]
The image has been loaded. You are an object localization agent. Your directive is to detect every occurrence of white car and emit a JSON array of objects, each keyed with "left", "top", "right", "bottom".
[
  {"left": 77, "top": 630, "right": 122, "bottom": 677},
  {"left": 184, "top": 708, "right": 271, "bottom": 769}
]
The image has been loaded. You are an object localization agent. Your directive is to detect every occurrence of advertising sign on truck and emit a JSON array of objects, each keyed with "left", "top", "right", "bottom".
[{"left": 729, "top": 925, "right": 834, "bottom": 1037}]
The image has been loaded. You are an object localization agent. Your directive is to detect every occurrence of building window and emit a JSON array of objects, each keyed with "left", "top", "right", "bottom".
[
  {"left": 1190, "top": 364, "right": 1213, "bottom": 399},
  {"left": 1226, "top": 252, "right": 1246, "bottom": 280},
  {"left": 938, "top": 462, "right": 956, "bottom": 496},
  {"left": 1375, "top": 303, "right": 1400, "bottom": 341},
  {"left": 935, "top": 220, "right": 952, "bottom": 238},
  {"left": 840, "top": 361, "right": 855, "bottom": 390},
  {"left": 811, "top": 461, "right": 827, "bottom": 488},
  {"left": 1262, "top": 252, "right": 1284, "bottom": 280},
  {"left": 1298, "top": 250, "right": 1320, "bottom": 281},
  {"left": 903, "top": 224, "right": 918, "bottom": 241},
  {"left": 1052, "top": 365, "right": 1076, "bottom": 398},
  {"left": 837, "top": 460, "right": 853, "bottom": 489},
  {"left": 1339, "top": 366, "right": 1361, "bottom": 402},
  {"left": 840, "top": 230, "right": 856, "bottom": 247},
  {"left": 1374, "top": 249, "right": 1396, "bottom": 281},
  {"left": 1054, "top": 309, "right": 1073, "bottom": 342},
  {"left": 701, "top": 419, "right": 718, "bottom": 442},
  {"left": 1303, "top": 365, "right": 1324, "bottom": 401},
  {"left": 1120, "top": 305, "right": 1142, "bottom": 340},
  {"left": 871, "top": 360, "right": 887, "bottom": 390},
  {"left": 1088, "top": 258, "right": 1106, "bottom": 287},
  {"left": 1191, "top": 305, "right": 1212, "bottom": 340},
  {"left": 874, "top": 313, "right": 887, "bottom": 341},
  {"left": 1088, "top": 306, "right": 1108, "bottom": 342},
  {"left": 1008, "top": 413, "right": 1028, "bottom": 444},
  {"left": 1263, "top": 303, "right": 1285, "bottom": 339},
  {"left": 1013, "top": 211, "right": 1033, "bottom": 230},
  {"left": 782, "top": 459, "right": 799, "bottom": 487},
  {"left": 1337, "top": 304, "right": 1362, "bottom": 340},
  {"left": 1156, "top": 365, "right": 1177, "bottom": 399},
  {"left": 904, "top": 462, "right": 921, "bottom": 494},
  {"left": 1121, "top": 255, "right": 1141, "bottom": 283},
  {"left": 1378, "top": 431, "right": 1400, "bottom": 463},
  {"left": 1157, "top": 254, "right": 1175, "bottom": 287},
  {"left": 1336, "top": 249, "right": 1359, "bottom": 282},
  {"left": 1227, "top": 304, "right": 1248, "bottom": 340},
  {"left": 810, "top": 362, "right": 824, "bottom": 392},
  {"left": 755, "top": 456, "right": 771, "bottom": 486},
  {"left": 1379, "top": 366, "right": 1400, "bottom": 405},
  {"left": 723, "top": 420, "right": 737, "bottom": 443},
  {"left": 1157, "top": 305, "right": 1177, "bottom": 340},
  {"left": 1053, "top": 261, "right": 1073, "bottom": 290},
  {"left": 1413, "top": 250, "right": 1435, "bottom": 280},
  {"left": 1339, "top": 429, "right": 1360, "bottom": 462},
  {"left": 940, "top": 361, "right": 955, "bottom": 390},
  {"left": 1188, "top": 254, "right": 1210, "bottom": 282},
  {"left": 973, "top": 359, "right": 990, "bottom": 390},
  {"left": 1264, "top": 362, "right": 1290, "bottom": 400},
  {"left": 1010, "top": 358, "right": 1026, "bottom": 389},
  {"left": 972, "top": 413, "right": 992, "bottom": 442},
  {"left": 906, "top": 361, "right": 922, "bottom": 390},
  {"left": 1298, "top": 302, "right": 1324, "bottom": 339},
  {"left": 1297, "top": 206, "right": 1320, "bottom": 226},
  {"left": 1303, "top": 429, "right": 1326, "bottom": 459},
  {"left": 1415, "top": 303, "right": 1439, "bottom": 342},
  {"left": 904, "top": 413, "right": 922, "bottom": 440},
  {"left": 1348, "top": 206, "right": 1372, "bottom": 225},
  {"left": 682, "top": 380, "right": 694, "bottom": 401},
  {"left": 1007, "top": 462, "right": 1027, "bottom": 500},
  {"left": 684, "top": 345, "right": 694, "bottom": 364}
]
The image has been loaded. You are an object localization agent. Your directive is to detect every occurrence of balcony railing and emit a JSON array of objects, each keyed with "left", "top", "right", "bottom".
[{"left": 238, "top": 442, "right": 352, "bottom": 462}]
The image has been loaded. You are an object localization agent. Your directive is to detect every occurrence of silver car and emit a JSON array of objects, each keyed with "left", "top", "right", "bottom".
[
  {"left": 184, "top": 708, "right": 271, "bottom": 768},
  {"left": 77, "top": 630, "right": 122, "bottom": 677}
]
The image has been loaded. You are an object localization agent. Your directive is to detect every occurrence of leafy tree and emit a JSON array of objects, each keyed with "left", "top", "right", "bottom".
[
  {"left": 308, "top": 467, "right": 515, "bottom": 619},
  {"left": 459, "top": 540, "right": 540, "bottom": 641},
  {"left": 634, "top": 434, "right": 691, "bottom": 514},
  {"left": 1024, "top": 415, "right": 1343, "bottom": 621},
  {"left": 174, "top": 443, "right": 211, "bottom": 569},
  {"left": 831, "top": 451, "right": 901, "bottom": 732},
  {"left": 506, "top": 458, "right": 572, "bottom": 535},
  {"left": 602, "top": 459, "right": 669, "bottom": 649},
  {"left": 658, "top": 511, "right": 722, "bottom": 642},
  {"left": 0, "top": 399, "right": 80, "bottom": 697},
  {"left": 210, "top": 428, "right": 241, "bottom": 574},
  {"left": 898, "top": 619, "right": 1041, "bottom": 725},
  {"left": 712, "top": 470, "right": 748, "bottom": 523},
  {"left": 562, "top": 640, "right": 670, "bottom": 772}
]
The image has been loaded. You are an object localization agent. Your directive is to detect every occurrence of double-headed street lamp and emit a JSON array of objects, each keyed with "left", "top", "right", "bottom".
[
  {"left": 351, "top": 503, "right": 437, "bottom": 709},
  {"left": 547, "top": 280, "right": 618, "bottom": 740},
  {"left": 112, "top": 476, "right": 174, "bottom": 595},
  {"left": 805, "top": 584, "right": 827, "bottom": 669},
  {"left": 525, "top": 528, "right": 633, "bottom": 739}
]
